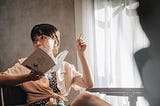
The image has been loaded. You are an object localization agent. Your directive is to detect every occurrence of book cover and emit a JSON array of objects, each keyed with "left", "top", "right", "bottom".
[{"left": 22, "top": 48, "right": 68, "bottom": 73}]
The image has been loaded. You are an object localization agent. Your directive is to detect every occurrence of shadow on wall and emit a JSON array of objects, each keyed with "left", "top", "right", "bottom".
[{"left": 135, "top": 0, "right": 160, "bottom": 105}]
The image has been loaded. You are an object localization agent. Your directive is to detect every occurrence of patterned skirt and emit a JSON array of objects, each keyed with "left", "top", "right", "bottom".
[
  {"left": 28, "top": 98, "right": 49, "bottom": 106},
  {"left": 29, "top": 98, "right": 65, "bottom": 106}
]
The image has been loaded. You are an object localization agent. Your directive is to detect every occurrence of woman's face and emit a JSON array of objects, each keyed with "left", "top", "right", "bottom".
[{"left": 33, "top": 35, "right": 55, "bottom": 53}]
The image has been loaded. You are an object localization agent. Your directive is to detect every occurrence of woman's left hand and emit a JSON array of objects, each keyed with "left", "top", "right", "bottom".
[{"left": 76, "top": 38, "right": 87, "bottom": 56}]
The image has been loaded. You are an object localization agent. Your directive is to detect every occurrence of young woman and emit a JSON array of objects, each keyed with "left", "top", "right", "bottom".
[{"left": 0, "top": 24, "right": 93, "bottom": 106}]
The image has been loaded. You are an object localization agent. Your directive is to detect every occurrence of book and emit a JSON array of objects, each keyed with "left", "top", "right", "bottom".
[{"left": 22, "top": 48, "right": 68, "bottom": 73}]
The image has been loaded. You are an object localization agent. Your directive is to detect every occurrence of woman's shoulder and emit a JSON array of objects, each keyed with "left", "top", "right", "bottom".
[
  {"left": 63, "top": 61, "right": 74, "bottom": 67},
  {"left": 62, "top": 61, "right": 76, "bottom": 71},
  {"left": 63, "top": 61, "right": 70, "bottom": 65}
]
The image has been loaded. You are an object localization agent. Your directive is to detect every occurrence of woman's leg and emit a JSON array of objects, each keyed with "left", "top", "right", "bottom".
[{"left": 70, "top": 92, "right": 111, "bottom": 106}]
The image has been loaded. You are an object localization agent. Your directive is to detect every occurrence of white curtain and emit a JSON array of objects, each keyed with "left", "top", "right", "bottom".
[{"left": 80, "top": 0, "right": 150, "bottom": 105}]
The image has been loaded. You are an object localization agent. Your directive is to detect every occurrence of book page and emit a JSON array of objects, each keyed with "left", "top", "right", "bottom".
[{"left": 46, "top": 50, "right": 69, "bottom": 74}]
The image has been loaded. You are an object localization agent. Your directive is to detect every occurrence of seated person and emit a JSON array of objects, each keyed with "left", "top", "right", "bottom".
[{"left": 0, "top": 23, "right": 93, "bottom": 106}]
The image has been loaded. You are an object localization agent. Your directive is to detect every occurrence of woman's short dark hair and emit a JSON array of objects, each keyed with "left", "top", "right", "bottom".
[{"left": 31, "top": 24, "right": 60, "bottom": 43}]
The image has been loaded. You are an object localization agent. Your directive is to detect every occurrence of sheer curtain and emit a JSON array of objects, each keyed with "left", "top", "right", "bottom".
[{"left": 77, "top": 0, "right": 150, "bottom": 105}]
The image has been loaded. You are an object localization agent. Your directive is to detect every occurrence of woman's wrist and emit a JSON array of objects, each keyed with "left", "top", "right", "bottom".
[{"left": 78, "top": 52, "right": 85, "bottom": 58}]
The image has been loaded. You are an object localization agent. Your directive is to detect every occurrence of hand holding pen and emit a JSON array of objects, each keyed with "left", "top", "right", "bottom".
[{"left": 76, "top": 34, "right": 87, "bottom": 56}]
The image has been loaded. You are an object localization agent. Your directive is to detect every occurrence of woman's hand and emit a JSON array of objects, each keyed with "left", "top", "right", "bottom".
[
  {"left": 52, "top": 93, "right": 68, "bottom": 101},
  {"left": 76, "top": 38, "right": 87, "bottom": 56},
  {"left": 56, "top": 95, "right": 68, "bottom": 101},
  {"left": 46, "top": 94, "right": 68, "bottom": 105},
  {"left": 26, "top": 71, "right": 44, "bottom": 81}
]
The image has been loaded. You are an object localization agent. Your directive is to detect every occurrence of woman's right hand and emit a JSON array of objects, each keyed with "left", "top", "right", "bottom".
[
  {"left": 0, "top": 71, "right": 44, "bottom": 86},
  {"left": 26, "top": 71, "right": 44, "bottom": 81}
]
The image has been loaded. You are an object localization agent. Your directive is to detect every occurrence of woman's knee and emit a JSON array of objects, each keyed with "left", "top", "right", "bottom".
[
  {"left": 70, "top": 92, "right": 90, "bottom": 105},
  {"left": 70, "top": 92, "right": 96, "bottom": 106},
  {"left": 70, "top": 92, "right": 112, "bottom": 106}
]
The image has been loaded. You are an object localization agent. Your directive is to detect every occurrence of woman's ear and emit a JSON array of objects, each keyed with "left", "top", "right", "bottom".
[{"left": 54, "top": 39, "right": 59, "bottom": 48}]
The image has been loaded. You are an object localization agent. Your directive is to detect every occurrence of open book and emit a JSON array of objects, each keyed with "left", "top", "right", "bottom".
[{"left": 22, "top": 48, "right": 68, "bottom": 73}]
